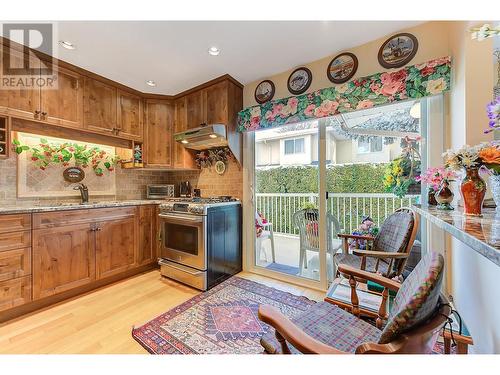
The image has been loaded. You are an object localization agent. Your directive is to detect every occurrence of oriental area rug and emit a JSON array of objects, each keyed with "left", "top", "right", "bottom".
[
  {"left": 131, "top": 276, "right": 314, "bottom": 354},
  {"left": 131, "top": 276, "right": 450, "bottom": 354}
]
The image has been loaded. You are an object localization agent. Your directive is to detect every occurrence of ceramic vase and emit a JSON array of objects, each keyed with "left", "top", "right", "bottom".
[
  {"left": 427, "top": 188, "right": 438, "bottom": 206},
  {"left": 460, "top": 167, "right": 486, "bottom": 216},
  {"left": 489, "top": 174, "right": 500, "bottom": 212},
  {"left": 435, "top": 180, "right": 454, "bottom": 210}
]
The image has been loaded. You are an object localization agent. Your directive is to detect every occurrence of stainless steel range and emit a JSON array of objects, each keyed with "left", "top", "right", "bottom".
[{"left": 158, "top": 196, "right": 241, "bottom": 290}]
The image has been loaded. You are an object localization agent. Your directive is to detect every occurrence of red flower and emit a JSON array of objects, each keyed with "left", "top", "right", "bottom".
[
  {"left": 420, "top": 66, "right": 435, "bottom": 77},
  {"left": 31, "top": 156, "right": 38, "bottom": 161},
  {"left": 390, "top": 69, "right": 408, "bottom": 82}
]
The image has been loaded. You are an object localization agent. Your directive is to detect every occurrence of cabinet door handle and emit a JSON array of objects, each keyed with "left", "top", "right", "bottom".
[
  {"left": 41, "top": 112, "right": 47, "bottom": 120},
  {"left": 34, "top": 110, "right": 41, "bottom": 119}
]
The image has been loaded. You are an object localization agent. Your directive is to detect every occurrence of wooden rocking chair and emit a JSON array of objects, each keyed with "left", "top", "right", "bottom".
[
  {"left": 335, "top": 207, "right": 419, "bottom": 279},
  {"left": 259, "top": 251, "right": 449, "bottom": 354}
]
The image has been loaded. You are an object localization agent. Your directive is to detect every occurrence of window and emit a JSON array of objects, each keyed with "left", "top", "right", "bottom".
[
  {"left": 284, "top": 138, "right": 305, "bottom": 155},
  {"left": 357, "top": 137, "right": 383, "bottom": 154}
]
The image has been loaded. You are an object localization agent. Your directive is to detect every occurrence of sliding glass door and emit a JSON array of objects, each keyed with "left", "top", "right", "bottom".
[{"left": 247, "top": 99, "right": 426, "bottom": 289}]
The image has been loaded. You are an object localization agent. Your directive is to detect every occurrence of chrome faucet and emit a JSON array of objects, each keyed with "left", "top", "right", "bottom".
[{"left": 73, "top": 183, "right": 89, "bottom": 204}]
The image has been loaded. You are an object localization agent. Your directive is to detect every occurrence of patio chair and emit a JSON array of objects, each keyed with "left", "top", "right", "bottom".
[
  {"left": 293, "top": 209, "right": 342, "bottom": 270},
  {"left": 335, "top": 207, "right": 419, "bottom": 279},
  {"left": 259, "top": 251, "right": 449, "bottom": 354},
  {"left": 256, "top": 211, "right": 276, "bottom": 263}
]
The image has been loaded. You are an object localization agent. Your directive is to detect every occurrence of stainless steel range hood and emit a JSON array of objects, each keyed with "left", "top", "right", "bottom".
[{"left": 174, "top": 124, "right": 228, "bottom": 150}]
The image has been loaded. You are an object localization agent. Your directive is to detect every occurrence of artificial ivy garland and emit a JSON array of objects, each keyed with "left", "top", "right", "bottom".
[{"left": 12, "top": 138, "right": 120, "bottom": 176}]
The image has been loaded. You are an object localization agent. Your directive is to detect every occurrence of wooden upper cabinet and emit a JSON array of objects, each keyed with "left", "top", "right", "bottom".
[
  {"left": 95, "top": 215, "right": 137, "bottom": 280},
  {"left": 32, "top": 223, "right": 95, "bottom": 300},
  {"left": 41, "top": 64, "right": 84, "bottom": 129},
  {"left": 145, "top": 100, "right": 173, "bottom": 167},
  {"left": 173, "top": 97, "right": 197, "bottom": 169},
  {"left": 185, "top": 90, "right": 206, "bottom": 129},
  {"left": 4, "top": 49, "right": 41, "bottom": 120},
  {"left": 83, "top": 77, "right": 117, "bottom": 135},
  {"left": 205, "top": 81, "right": 229, "bottom": 124},
  {"left": 117, "top": 90, "right": 143, "bottom": 140}
]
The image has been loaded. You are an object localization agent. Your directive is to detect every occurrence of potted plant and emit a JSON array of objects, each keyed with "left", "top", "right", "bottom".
[
  {"left": 383, "top": 137, "right": 421, "bottom": 198},
  {"left": 416, "top": 167, "right": 457, "bottom": 206}
]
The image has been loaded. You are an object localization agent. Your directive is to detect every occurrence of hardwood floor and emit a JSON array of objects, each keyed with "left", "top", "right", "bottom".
[{"left": 0, "top": 270, "right": 324, "bottom": 354}]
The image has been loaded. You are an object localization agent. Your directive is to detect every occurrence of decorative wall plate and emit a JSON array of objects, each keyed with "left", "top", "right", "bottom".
[
  {"left": 327, "top": 52, "right": 358, "bottom": 84},
  {"left": 378, "top": 33, "right": 418, "bottom": 69},
  {"left": 63, "top": 166, "right": 85, "bottom": 183},
  {"left": 254, "top": 80, "right": 275, "bottom": 104},
  {"left": 287, "top": 67, "right": 312, "bottom": 95},
  {"left": 215, "top": 160, "right": 226, "bottom": 175}
]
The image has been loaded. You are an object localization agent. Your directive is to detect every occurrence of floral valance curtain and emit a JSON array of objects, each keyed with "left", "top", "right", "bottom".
[{"left": 237, "top": 56, "right": 451, "bottom": 132}]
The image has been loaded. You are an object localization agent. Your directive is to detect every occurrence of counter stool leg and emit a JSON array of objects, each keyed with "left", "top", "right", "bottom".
[{"left": 443, "top": 337, "right": 451, "bottom": 354}]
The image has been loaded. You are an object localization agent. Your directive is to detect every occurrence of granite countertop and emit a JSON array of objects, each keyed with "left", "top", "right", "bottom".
[
  {"left": 413, "top": 204, "right": 500, "bottom": 266},
  {"left": 0, "top": 200, "right": 165, "bottom": 215}
]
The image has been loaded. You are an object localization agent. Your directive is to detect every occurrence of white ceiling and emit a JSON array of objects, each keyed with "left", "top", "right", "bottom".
[{"left": 51, "top": 21, "right": 423, "bottom": 95}]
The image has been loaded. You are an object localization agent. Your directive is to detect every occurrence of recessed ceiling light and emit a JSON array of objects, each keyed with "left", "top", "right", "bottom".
[
  {"left": 146, "top": 80, "right": 156, "bottom": 87},
  {"left": 209, "top": 134, "right": 218, "bottom": 139},
  {"left": 181, "top": 140, "right": 189, "bottom": 144},
  {"left": 208, "top": 46, "right": 220, "bottom": 56},
  {"left": 59, "top": 40, "right": 76, "bottom": 50}
]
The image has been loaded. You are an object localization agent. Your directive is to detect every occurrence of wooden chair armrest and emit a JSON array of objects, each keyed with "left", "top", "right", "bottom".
[
  {"left": 338, "top": 233, "right": 375, "bottom": 241},
  {"left": 355, "top": 337, "right": 408, "bottom": 354},
  {"left": 352, "top": 249, "right": 409, "bottom": 259},
  {"left": 258, "top": 305, "right": 344, "bottom": 354},
  {"left": 337, "top": 264, "right": 401, "bottom": 291}
]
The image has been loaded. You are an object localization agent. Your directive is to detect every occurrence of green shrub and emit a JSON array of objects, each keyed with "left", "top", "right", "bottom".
[{"left": 255, "top": 164, "right": 388, "bottom": 193}]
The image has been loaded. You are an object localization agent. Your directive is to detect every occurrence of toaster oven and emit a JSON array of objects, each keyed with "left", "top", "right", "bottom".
[{"left": 147, "top": 184, "right": 175, "bottom": 199}]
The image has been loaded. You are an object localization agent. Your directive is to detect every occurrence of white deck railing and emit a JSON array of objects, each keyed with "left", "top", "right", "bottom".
[{"left": 255, "top": 192, "right": 419, "bottom": 235}]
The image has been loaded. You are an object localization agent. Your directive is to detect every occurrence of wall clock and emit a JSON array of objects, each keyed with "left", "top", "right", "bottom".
[
  {"left": 287, "top": 67, "right": 312, "bottom": 95},
  {"left": 378, "top": 33, "right": 419, "bottom": 69}
]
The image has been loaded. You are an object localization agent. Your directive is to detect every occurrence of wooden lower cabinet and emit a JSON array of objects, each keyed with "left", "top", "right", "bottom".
[
  {"left": 32, "top": 223, "right": 95, "bottom": 300},
  {"left": 0, "top": 276, "right": 31, "bottom": 312},
  {"left": 95, "top": 215, "right": 137, "bottom": 279},
  {"left": 137, "top": 205, "right": 158, "bottom": 266}
]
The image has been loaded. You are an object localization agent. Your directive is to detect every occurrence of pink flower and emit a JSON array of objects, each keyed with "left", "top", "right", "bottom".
[
  {"left": 370, "top": 82, "right": 381, "bottom": 94},
  {"left": 264, "top": 110, "right": 275, "bottom": 121},
  {"left": 288, "top": 97, "right": 298, "bottom": 110},
  {"left": 381, "top": 72, "right": 392, "bottom": 85},
  {"left": 272, "top": 103, "right": 284, "bottom": 117},
  {"left": 248, "top": 116, "right": 260, "bottom": 130},
  {"left": 356, "top": 100, "right": 374, "bottom": 110},
  {"left": 381, "top": 81, "right": 402, "bottom": 96},
  {"left": 304, "top": 104, "right": 316, "bottom": 117}
]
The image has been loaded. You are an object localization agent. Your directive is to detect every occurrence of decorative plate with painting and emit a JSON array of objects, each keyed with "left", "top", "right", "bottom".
[
  {"left": 378, "top": 33, "right": 418, "bottom": 69},
  {"left": 254, "top": 80, "right": 275, "bottom": 104},
  {"left": 327, "top": 52, "right": 358, "bottom": 84},
  {"left": 287, "top": 67, "right": 312, "bottom": 95}
]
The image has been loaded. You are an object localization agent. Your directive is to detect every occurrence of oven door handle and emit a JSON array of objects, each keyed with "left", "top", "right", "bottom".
[
  {"left": 158, "top": 213, "right": 204, "bottom": 223},
  {"left": 158, "top": 259, "right": 204, "bottom": 275}
]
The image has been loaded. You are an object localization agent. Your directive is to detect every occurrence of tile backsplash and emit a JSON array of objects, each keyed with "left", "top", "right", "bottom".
[{"left": 0, "top": 152, "right": 243, "bottom": 206}]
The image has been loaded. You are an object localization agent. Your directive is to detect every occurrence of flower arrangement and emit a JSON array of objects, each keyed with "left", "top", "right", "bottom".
[
  {"left": 416, "top": 167, "right": 457, "bottom": 191},
  {"left": 383, "top": 137, "right": 421, "bottom": 198},
  {"left": 350, "top": 216, "right": 379, "bottom": 250},
  {"left": 12, "top": 138, "right": 120, "bottom": 176},
  {"left": 484, "top": 96, "right": 500, "bottom": 134},
  {"left": 195, "top": 147, "right": 233, "bottom": 168},
  {"left": 442, "top": 144, "right": 484, "bottom": 171},
  {"left": 470, "top": 24, "right": 500, "bottom": 41},
  {"left": 479, "top": 143, "right": 500, "bottom": 174}
]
